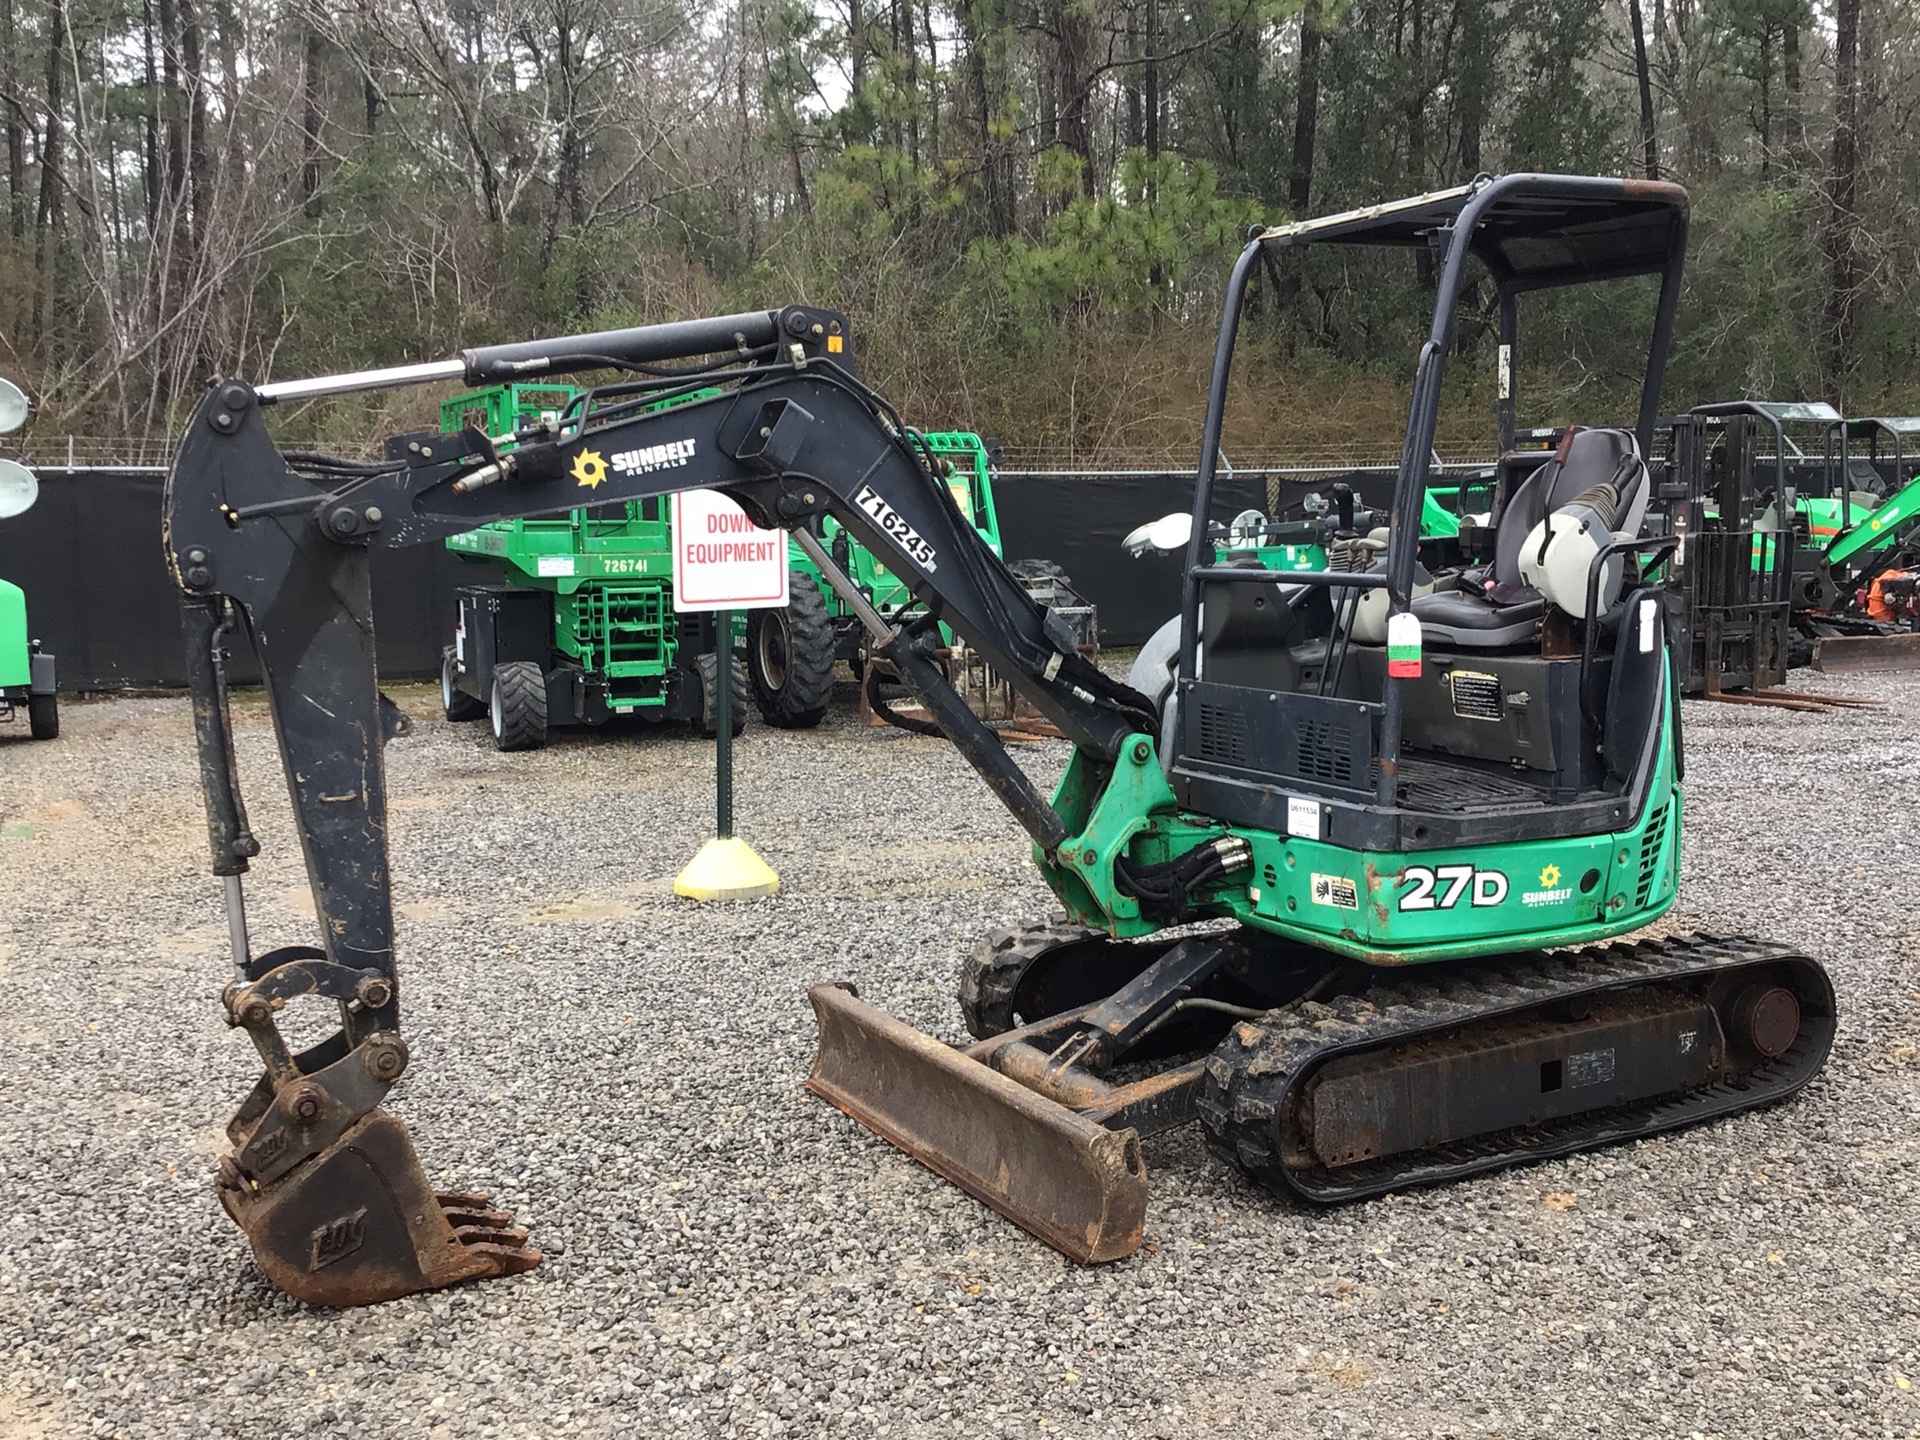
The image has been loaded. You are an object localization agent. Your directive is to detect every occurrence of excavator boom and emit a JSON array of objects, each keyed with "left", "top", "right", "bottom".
[{"left": 165, "top": 307, "right": 1156, "bottom": 1303}]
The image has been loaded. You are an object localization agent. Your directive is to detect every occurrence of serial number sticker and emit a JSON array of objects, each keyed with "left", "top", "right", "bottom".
[
  {"left": 1566, "top": 1047, "right": 1617, "bottom": 1089},
  {"left": 854, "top": 484, "right": 939, "bottom": 573},
  {"left": 535, "top": 555, "right": 576, "bottom": 577},
  {"left": 1286, "top": 796, "right": 1322, "bottom": 839},
  {"left": 1310, "top": 873, "right": 1358, "bottom": 910}
]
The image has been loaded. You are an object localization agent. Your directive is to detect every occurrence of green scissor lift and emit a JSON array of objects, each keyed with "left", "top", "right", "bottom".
[
  {"left": 439, "top": 386, "right": 1047, "bottom": 745},
  {"left": 439, "top": 383, "right": 747, "bottom": 749}
]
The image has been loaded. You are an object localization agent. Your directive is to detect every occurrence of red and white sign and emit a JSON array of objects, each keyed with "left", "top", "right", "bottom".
[{"left": 671, "top": 490, "right": 789, "bottom": 611}]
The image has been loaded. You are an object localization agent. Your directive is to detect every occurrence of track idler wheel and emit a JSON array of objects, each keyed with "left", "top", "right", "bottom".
[
  {"left": 1729, "top": 983, "right": 1801, "bottom": 1059},
  {"left": 960, "top": 921, "right": 1149, "bottom": 1039}
]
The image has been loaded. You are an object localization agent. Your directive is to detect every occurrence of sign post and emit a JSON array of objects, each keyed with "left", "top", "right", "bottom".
[{"left": 670, "top": 490, "right": 788, "bottom": 901}]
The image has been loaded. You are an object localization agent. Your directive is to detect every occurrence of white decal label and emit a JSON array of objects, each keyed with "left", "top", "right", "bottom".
[
  {"left": 1520, "top": 863, "right": 1573, "bottom": 907},
  {"left": 854, "top": 484, "right": 939, "bottom": 572},
  {"left": 1286, "top": 796, "right": 1322, "bottom": 839},
  {"left": 536, "top": 555, "right": 576, "bottom": 577},
  {"left": 1399, "top": 865, "right": 1508, "bottom": 911},
  {"left": 611, "top": 438, "right": 697, "bottom": 477},
  {"left": 1498, "top": 344, "right": 1513, "bottom": 400},
  {"left": 1637, "top": 597, "right": 1657, "bottom": 654},
  {"left": 1310, "top": 873, "right": 1358, "bottom": 910}
]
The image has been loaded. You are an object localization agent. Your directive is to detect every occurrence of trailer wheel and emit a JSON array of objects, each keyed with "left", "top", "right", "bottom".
[
  {"left": 747, "top": 571, "right": 836, "bottom": 728},
  {"left": 693, "top": 652, "right": 749, "bottom": 739},
  {"left": 489, "top": 661, "right": 548, "bottom": 751},
  {"left": 27, "top": 692, "right": 57, "bottom": 740},
  {"left": 442, "top": 648, "right": 486, "bottom": 722}
]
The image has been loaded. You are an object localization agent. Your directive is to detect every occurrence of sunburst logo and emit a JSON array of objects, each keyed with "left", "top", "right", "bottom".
[
  {"left": 1539, "top": 864, "right": 1561, "bottom": 888},
  {"left": 571, "top": 449, "right": 607, "bottom": 489}
]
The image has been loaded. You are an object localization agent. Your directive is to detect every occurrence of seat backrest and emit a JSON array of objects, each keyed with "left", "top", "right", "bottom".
[{"left": 1492, "top": 428, "right": 1646, "bottom": 584}]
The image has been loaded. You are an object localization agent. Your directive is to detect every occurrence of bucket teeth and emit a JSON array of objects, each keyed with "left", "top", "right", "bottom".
[
  {"left": 440, "top": 1202, "right": 516, "bottom": 1229},
  {"left": 454, "top": 1229, "right": 543, "bottom": 1272},
  {"left": 222, "top": 1108, "right": 542, "bottom": 1305},
  {"left": 441, "top": 1193, "right": 541, "bottom": 1267}
]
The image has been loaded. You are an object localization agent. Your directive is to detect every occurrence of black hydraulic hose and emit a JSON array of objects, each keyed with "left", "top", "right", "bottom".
[
  {"left": 281, "top": 449, "right": 392, "bottom": 475},
  {"left": 1115, "top": 839, "right": 1247, "bottom": 923},
  {"left": 864, "top": 665, "right": 947, "bottom": 738}
]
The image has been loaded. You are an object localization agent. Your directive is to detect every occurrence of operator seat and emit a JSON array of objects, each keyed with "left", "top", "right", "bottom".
[{"left": 1413, "top": 427, "right": 1648, "bottom": 648}]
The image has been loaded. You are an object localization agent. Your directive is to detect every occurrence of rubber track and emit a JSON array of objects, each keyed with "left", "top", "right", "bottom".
[
  {"left": 1195, "top": 932, "right": 1835, "bottom": 1203},
  {"left": 958, "top": 920, "right": 1107, "bottom": 1040}
]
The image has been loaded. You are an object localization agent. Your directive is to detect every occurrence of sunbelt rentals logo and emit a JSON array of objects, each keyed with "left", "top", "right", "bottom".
[{"left": 1521, "top": 863, "right": 1573, "bottom": 907}]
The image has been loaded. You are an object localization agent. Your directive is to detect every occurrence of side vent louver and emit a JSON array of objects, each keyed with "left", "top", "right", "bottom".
[
  {"left": 1295, "top": 719, "right": 1357, "bottom": 785},
  {"left": 1196, "top": 703, "right": 1250, "bottom": 765},
  {"left": 1635, "top": 804, "right": 1669, "bottom": 906}
]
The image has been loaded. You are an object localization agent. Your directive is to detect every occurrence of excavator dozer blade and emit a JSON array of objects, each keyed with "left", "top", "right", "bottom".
[
  {"left": 1815, "top": 632, "right": 1920, "bottom": 673},
  {"left": 219, "top": 1108, "right": 542, "bottom": 1306},
  {"left": 805, "top": 982, "right": 1148, "bottom": 1263}
]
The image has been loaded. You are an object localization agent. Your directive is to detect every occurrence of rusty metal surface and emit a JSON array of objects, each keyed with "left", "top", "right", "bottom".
[
  {"left": 218, "top": 1109, "right": 541, "bottom": 1306},
  {"left": 1703, "top": 669, "right": 1881, "bottom": 711},
  {"left": 1814, "top": 632, "right": 1920, "bottom": 674},
  {"left": 215, "top": 950, "right": 542, "bottom": 1306},
  {"left": 1300, "top": 996, "right": 1722, "bottom": 1169},
  {"left": 805, "top": 983, "right": 1148, "bottom": 1264}
]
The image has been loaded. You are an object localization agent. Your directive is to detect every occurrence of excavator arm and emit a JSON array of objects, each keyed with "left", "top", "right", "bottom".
[
  {"left": 164, "top": 306, "right": 1156, "bottom": 1305},
  {"left": 1825, "top": 469, "right": 1920, "bottom": 573}
]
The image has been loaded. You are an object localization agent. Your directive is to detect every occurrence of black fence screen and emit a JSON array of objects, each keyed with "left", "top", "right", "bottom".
[
  {"left": 0, "top": 466, "right": 1278, "bottom": 689},
  {"left": 0, "top": 469, "right": 498, "bottom": 689}
]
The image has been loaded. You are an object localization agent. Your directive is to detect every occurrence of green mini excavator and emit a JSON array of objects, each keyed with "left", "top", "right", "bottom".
[{"left": 165, "top": 173, "right": 1831, "bottom": 1305}]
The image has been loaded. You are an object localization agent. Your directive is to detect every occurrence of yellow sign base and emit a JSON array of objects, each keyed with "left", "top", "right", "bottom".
[{"left": 673, "top": 836, "right": 781, "bottom": 901}]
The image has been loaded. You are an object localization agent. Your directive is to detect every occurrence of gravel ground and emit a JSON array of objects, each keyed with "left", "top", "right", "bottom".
[{"left": 2, "top": 668, "right": 1918, "bottom": 1440}]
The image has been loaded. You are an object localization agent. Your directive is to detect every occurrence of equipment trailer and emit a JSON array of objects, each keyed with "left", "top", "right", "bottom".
[{"left": 166, "top": 174, "right": 1831, "bottom": 1305}]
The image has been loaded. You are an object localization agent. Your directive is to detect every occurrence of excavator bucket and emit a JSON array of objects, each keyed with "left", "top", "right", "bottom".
[
  {"left": 805, "top": 982, "right": 1148, "bottom": 1263},
  {"left": 1815, "top": 632, "right": 1920, "bottom": 673},
  {"left": 218, "top": 1107, "right": 542, "bottom": 1307},
  {"left": 212, "top": 951, "right": 542, "bottom": 1306}
]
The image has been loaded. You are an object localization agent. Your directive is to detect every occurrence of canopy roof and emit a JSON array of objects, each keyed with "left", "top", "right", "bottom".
[
  {"left": 1748, "top": 401, "right": 1844, "bottom": 424},
  {"left": 1256, "top": 174, "right": 1689, "bottom": 290}
]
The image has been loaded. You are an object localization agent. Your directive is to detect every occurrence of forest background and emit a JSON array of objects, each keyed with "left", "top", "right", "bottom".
[{"left": 0, "top": 0, "right": 1914, "bottom": 463}]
